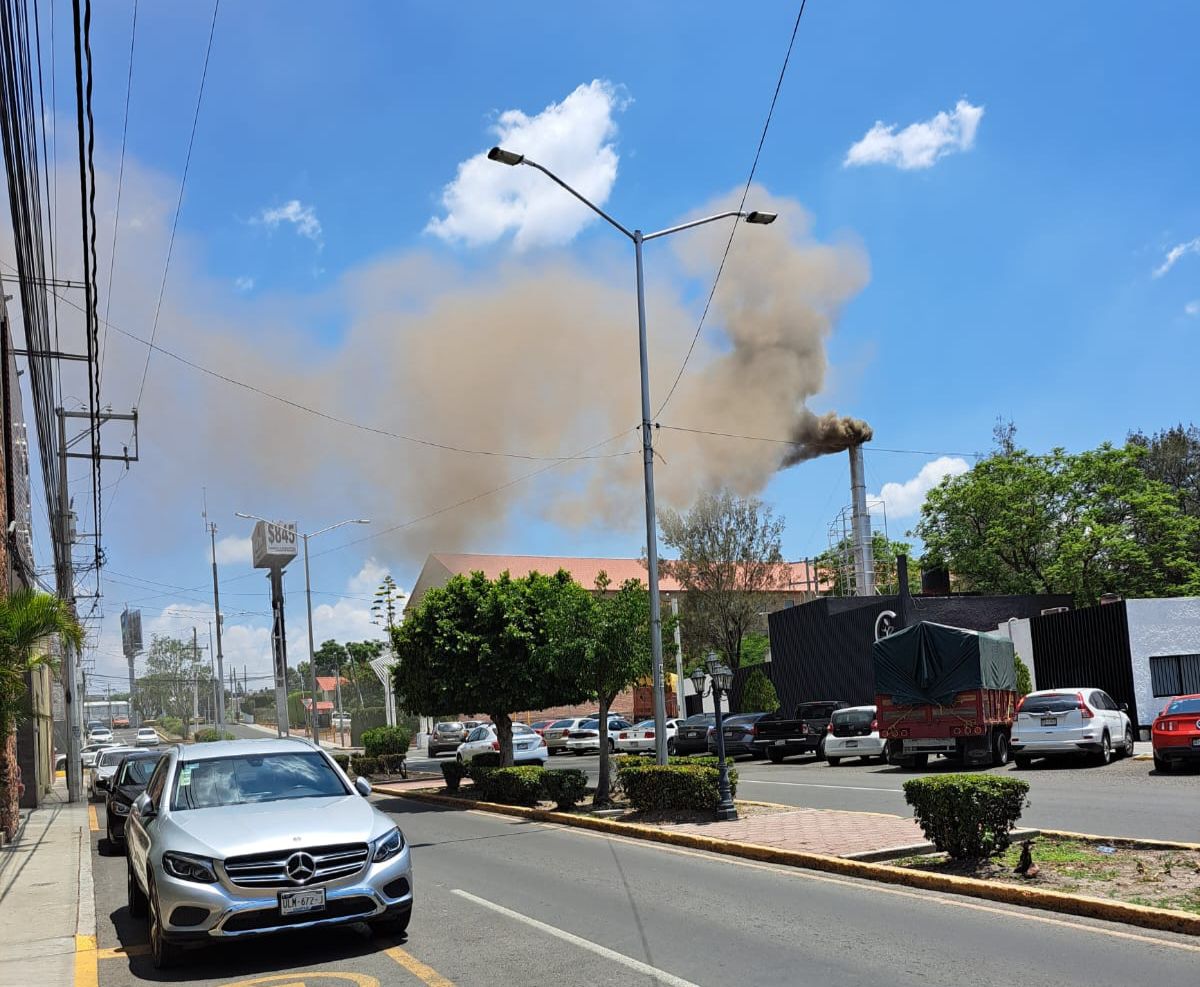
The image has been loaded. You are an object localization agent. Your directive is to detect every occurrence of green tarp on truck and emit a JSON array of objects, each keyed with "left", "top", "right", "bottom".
[{"left": 873, "top": 621, "right": 1017, "bottom": 707}]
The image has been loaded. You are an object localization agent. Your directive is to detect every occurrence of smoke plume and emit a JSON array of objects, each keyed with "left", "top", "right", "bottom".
[{"left": 780, "top": 411, "right": 875, "bottom": 467}]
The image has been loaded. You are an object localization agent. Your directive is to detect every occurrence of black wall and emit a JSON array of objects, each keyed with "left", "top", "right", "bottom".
[
  {"left": 1028, "top": 603, "right": 1138, "bottom": 726},
  {"left": 766, "top": 593, "right": 1073, "bottom": 714}
]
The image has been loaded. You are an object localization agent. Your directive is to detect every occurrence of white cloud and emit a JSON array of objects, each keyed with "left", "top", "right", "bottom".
[
  {"left": 347, "top": 558, "right": 387, "bottom": 596},
  {"left": 256, "top": 199, "right": 323, "bottom": 246},
  {"left": 871, "top": 456, "right": 970, "bottom": 518},
  {"left": 426, "top": 79, "right": 627, "bottom": 250},
  {"left": 1153, "top": 238, "right": 1200, "bottom": 278},
  {"left": 845, "top": 99, "right": 984, "bottom": 170},
  {"left": 214, "top": 535, "right": 252, "bottom": 565},
  {"left": 1186, "top": 300, "right": 1200, "bottom": 317},
  {"left": 234, "top": 275, "right": 254, "bottom": 292}
]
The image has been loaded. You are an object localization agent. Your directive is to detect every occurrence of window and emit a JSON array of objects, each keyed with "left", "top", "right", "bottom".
[
  {"left": 118, "top": 757, "right": 162, "bottom": 787},
  {"left": 1097, "top": 692, "right": 1120, "bottom": 711},
  {"left": 832, "top": 709, "right": 874, "bottom": 729},
  {"left": 1020, "top": 694, "right": 1081, "bottom": 714},
  {"left": 171, "top": 752, "right": 349, "bottom": 811},
  {"left": 1150, "top": 654, "right": 1200, "bottom": 697},
  {"left": 550, "top": 719, "right": 575, "bottom": 728},
  {"left": 144, "top": 758, "right": 169, "bottom": 808},
  {"left": 1166, "top": 697, "right": 1200, "bottom": 715},
  {"left": 1090, "top": 692, "right": 1111, "bottom": 711}
]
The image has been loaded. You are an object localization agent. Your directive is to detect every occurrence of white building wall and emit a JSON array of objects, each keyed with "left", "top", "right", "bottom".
[
  {"left": 995, "top": 618, "right": 1037, "bottom": 691},
  {"left": 1125, "top": 597, "right": 1200, "bottom": 729}
]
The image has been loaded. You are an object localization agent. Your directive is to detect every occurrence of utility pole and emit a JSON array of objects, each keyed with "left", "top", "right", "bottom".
[
  {"left": 334, "top": 655, "right": 345, "bottom": 748},
  {"left": 671, "top": 595, "right": 685, "bottom": 717},
  {"left": 55, "top": 408, "right": 81, "bottom": 801},
  {"left": 206, "top": 517, "right": 226, "bottom": 727},
  {"left": 191, "top": 627, "right": 200, "bottom": 737}
]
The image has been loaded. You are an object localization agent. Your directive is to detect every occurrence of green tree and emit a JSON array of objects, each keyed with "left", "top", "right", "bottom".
[
  {"left": 135, "top": 635, "right": 206, "bottom": 739},
  {"left": 659, "top": 488, "right": 786, "bottom": 672},
  {"left": 0, "top": 589, "right": 84, "bottom": 839},
  {"left": 393, "top": 571, "right": 592, "bottom": 765},
  {"left": 1127, "top": 423, "right": 1200, "bottom": 520},
  {"left": 739, "top": 632, "right": 771, "bottom": 666},
  {"left": 587, "top": 574, "right": 652, "bottom": 804},
  {"left": 1014, "top": 653, "right": 1033, "bottom": 696},
  {"left": 817, "top": 532, "right": 921, "bottom": 596},
  {"left": 312, "top": 639, "right": 347, "bottom": 677},
  {"left": 916, "top": 443, "right": 1200, "bottom": 604},
  {"left": 740, "top": 667, "right": 780, "bottom": 713}
]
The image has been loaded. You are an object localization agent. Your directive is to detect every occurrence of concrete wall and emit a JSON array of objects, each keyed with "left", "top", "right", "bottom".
[
  {"left": 1125, "top": 597, "right": 1200, "bottom": 729},
  {"left": 995, "top": 618, "right": 1037, "bottom": 690}
]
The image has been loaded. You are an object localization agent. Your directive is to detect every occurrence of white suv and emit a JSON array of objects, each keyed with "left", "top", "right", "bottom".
[{"left": 1011, "top": 688, "right": 1134, "bottom": 768}]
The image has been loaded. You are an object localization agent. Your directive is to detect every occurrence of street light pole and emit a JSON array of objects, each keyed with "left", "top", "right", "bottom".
[
  {"left": 487, "top": 146, "right": 776, "bottom": 766},
  {"left": 303, "top": 532, "right": 318, "bottom": 742},
  {"left": 691, "top": 654, "right": 738, "bottom": 821}
]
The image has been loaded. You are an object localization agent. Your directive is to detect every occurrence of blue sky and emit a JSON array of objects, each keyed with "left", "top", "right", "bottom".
[{"left": 35, "top": 1, "right": 1198, "bottom": 686}]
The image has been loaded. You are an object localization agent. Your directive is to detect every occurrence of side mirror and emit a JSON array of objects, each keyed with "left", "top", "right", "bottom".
[
  {"left": 134, "top": 792, "right": 155, "bottom": 818},
  {"left": 97, "top": 777, "right": 109, "bottom": 791},
  {"left": 1120, "top": 703, "right": 1129, "bottom": 712},
  {"left": 355, "top": 777, "right": 372, "bottom": 797}
]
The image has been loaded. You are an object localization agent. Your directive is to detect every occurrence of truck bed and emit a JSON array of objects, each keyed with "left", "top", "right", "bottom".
[{"left": 876, "top": 688, "right": 1016, "bottom": 741}]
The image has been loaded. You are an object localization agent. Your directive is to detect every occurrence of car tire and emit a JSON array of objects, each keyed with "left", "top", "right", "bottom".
[
  {"left": 608, "top": 739, "right": 616, "bottom": 753},
  {"left": 370, "top": 906, "right": 412, "bottom": 938},
  {"left": 126, "top": 858, "right": 147, "bottom": 918},
  {"left": 1153, "top": 753, "right": 1170, "bottom": 773},
  {"left": 148, "top": 878, "right": 183, "bottom": 969},
  {"left": 1014, "top": 755, "right": 1032, "bottom": 770},
  {"left": 1094, "top": 732, "right": 1112, "bottom": 766},
  {"left": 992, "top": 730, "right": 1010, "bottom": 767},
  {"left": 767, "top": 749, "right": 784, "bottom": 764},
  {"left": 667, "top": 738, "right": 677, "bottom": 756},
  {"left": 827, "top": 756, "right": 841, "bottom": 766},
  {"left": 1122, "top": 725, "right": 1134, "bottom": 757},
  {"left": 816, "top": 739, "right": 826, "bottom": 761}
]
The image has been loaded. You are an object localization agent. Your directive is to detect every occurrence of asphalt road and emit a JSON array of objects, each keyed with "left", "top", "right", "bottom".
[
  {"left": 407, "top": 746, "right": 1200, "bottom": 843},
  {"left": 88, "top": 790, "right": 1200, "bottom": 987}
]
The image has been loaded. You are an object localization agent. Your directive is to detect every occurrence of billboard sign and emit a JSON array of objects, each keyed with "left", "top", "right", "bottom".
[
  {"left": 251, "top": 520, "right": 298, "bottom": 569},
  {"left": 121, "top": 608, "right": 143, "bottom": 655}
]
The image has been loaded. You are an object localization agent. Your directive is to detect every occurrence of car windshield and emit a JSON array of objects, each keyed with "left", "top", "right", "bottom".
[
  {"left": 1166, "top": 697, "right": 1200, "bottom": 715},
  {"left": 98, "top": 749, "right": 131, "bottom": 767},
  {"left": 549, "top": 719, "right": 574, "bottom": 728},
  {"left": 138, "top": 729, "right": 155, "bottom": 735},
  {"left": 436, "top": 723, "right": 461, "bottom": 732},
  {"left": 832, "top": 709, "right": 875, "bottom": 728},
  {"left": 725, "top": 714, "right": 760, "bottom": 725},
  {"left": 798, "top": 704, "right": 840, "bottom": 718},
  {"left": 684, "top": 714, "right": 714, "bottom": 725},
  {"left": 633, "top": 720, "right": 654, "bottom": 729},
  {"left": 512, "top": 723, "right": 534, "bottom": 735},
  {"left": 118, "top": 757, "right": 161, "bottom": 786},
  {"left": 1022, "top": 694, "right": 1082, "bottom": 714},
  {"left": 172, "top": 752, "right": 348, "bottom": 810}
]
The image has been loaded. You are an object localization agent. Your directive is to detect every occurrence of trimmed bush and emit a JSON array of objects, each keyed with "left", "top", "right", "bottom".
[
  {"left": 331, "top": 753, "right": 351, "bottom": 771},
  {"left": 541, "top": 769, "right": 588, "bottom": 811},
  {"left": 193, "top": 728, "right": 234, "bottom": 743},
  {"left": 349, "top": 755, "right": 380, "bottom": 776},
  {"left": 903, "top": 773, "right": 1030, "bottom": 860},
  {"left": 614, "top": 754, "right": 719, "bottom": 768},
  {"left": 616, "top": 763, "right": 738, "bottom": 812},
  {"left": 441, "top": 759, "right": 468, "bottom": 792},
  {"left": 362, "top": 725, "right": 412, "bottom": 758},
  {"left": 378, "top": 753, "right": 407, "bottom": 776},
  {"left": 482, "top": 766, "right": 546, "bottom": 806}
]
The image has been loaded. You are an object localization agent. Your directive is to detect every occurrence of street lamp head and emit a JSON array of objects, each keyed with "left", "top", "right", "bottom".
[
  {"left": 488, "top": 146, "right": 525, "bottom": 167},
  {"left": 704, "top": 652, "right": 722, "bottom": 676},
  {"left": 354, "top": 519, "right": 371, "bottom": 525},
  {"left": 689, "top": 666, "right": 707, "bottom": 694},
  {"left": 744, "top": 211, "right": 777, "bottom": 225},
  {"left": 712, "top": 664, "right": 734, "bottom": 693}
]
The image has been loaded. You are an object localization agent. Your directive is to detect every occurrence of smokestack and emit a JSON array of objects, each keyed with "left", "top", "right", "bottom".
[{"left": 848, "top": 443, "right": 875, "bottom": 596}]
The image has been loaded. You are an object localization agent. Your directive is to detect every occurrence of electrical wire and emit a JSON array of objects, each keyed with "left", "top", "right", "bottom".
[
  {"left": 655, "top": 423, "right": 982, "bottom": 460},
  {"left": 654, "top": 0, "right": 809, "bottom": 418}
]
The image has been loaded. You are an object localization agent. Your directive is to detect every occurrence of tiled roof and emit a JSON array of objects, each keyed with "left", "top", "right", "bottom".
[{"left": 315, "top": 676, "right": 348, "bottom": 692}]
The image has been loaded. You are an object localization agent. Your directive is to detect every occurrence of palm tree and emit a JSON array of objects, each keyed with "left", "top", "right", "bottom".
[{"left": 0, "top": 588, "right": 84, "bottom": 838}]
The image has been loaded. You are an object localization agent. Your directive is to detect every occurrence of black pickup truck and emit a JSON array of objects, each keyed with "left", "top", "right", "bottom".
[{"left": 752, "top": 701, "right": 849, "bottom": 763}]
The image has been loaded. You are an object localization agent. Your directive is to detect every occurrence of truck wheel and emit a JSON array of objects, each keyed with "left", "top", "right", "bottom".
[
  {"left": 911, "top": 753, "right": 929, "bottom": 769},
  {"left": 991, "top": 731, "right": 1010, "bottom": 767},
  {"left": 826, "top": 756, "right": 841, "bottom": 766},
  {"left": 767, "top": 749, "right": 784, "bottom": 764}
]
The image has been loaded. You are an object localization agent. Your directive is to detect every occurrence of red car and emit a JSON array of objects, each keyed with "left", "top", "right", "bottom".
[{"left": 1151, "top": 694, "right": 1200, "bottom": 772}]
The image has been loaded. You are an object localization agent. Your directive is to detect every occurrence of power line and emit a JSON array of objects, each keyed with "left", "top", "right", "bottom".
[
  {"left": 655, "top": 423, "right": 982, "bottom": 460},
  {"left": 655, "top": 0, "right": 809, "bottom": 418},
  {"left": 133, "top": 0, "right": 218, "bottom": 410}
]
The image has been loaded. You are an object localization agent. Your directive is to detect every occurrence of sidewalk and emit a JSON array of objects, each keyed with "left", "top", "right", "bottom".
[{"left": 0, "top": 778, "right": 94, "bottom": 986}]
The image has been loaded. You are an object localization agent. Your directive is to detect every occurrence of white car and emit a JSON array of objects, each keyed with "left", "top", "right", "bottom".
[
  {"left": 823, "top": 705, "right": 887, "bottom": 765},
  {"left": 88, "top": 726, "right": 114, "bottom": 744},
  {"left": 614, "top": 718, "right": 684, "bottom": 755},
  {"left": 89, "top": 746, "right": 137, "bottom": 799},
  {"left": 1011, "top": 688, "right": 1135, "bottom": 767},
  {"left": 134, "top": 727, "right": 159, "bottom": 747},
  {"left": 81, "top": 742, "right": 119, "bottom": 768},
  {"left": 456, "top": 723, "right": 547, "bottom": 765},
  {"left": 564, "top": 717, "right": 634, "bottom": 755}
]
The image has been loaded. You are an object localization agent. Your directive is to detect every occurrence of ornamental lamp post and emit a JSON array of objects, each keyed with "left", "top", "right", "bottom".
[{"left": 690, "top": 653, "right": 738, "bottom": 821}]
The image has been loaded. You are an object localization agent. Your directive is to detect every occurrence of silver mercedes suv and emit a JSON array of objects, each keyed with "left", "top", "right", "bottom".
[{"left": 124, "top": 738, "right": 413, "bottom": 968}]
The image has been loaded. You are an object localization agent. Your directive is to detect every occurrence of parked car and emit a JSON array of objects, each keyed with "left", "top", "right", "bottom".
[
  {"left": 823, "top": 705, "right": 886, "bottom": 765},
  {"left": 528, "top": 719, "right": 556, "bottom": 736},
  {"left": 331, "top": 711, "right": 352, "bottom": 729},
  {"left": 135, "top": 727, "right": 160, "bottom": 747},
  {"left": 90, "top": 746, "right": 137, "bottom": 800},
  {"left": 707, "top": 713, "right": 771, "bottom": 758},
  {"left": 456, "top": 723, "right": 547, "bottom": 765},
  {"left": 428, "top": 721, "right": 466, "bottom": 757},
  {"left": 89, "top": 725, "right": 115, "bottom": 744},
  {"left": 674, "top": 713, "right": 717, "bottom": 755},
  {"left": 105, "top": 750, "right": 165, "bottom": 845},
  {"left": 82, "top": 742, "right": 119, "bottom": 768},
  {"left": 125, "top": 738, "right": 413, "bottom": 968},
  {"left": 614, "top": 718, "right": 684, "bottom": 755},
  {"left": 753, "top": 701, "right": 848, "bottom": 763},
  {"left": 542, "top": 718, "right": 589, "bottom": 755},
  {"left": 1151, "top": 694, "right": 1200, "bottom": 772},
  {"left": 564, "top": 717, "right": 634, "bottom": 755},
  {"left": 1011, "top": 688, "right": 1134, "bottom": 767}
]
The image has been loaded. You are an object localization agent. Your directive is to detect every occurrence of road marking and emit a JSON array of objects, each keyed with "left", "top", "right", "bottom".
[
  {"left": 217, "top": 975, "right": 380, "bottom": 987},
  {"left": 86, "top": 804, "right": 99, "bottom": 832},
  {"left": 518, "top": 818, "right": 1200, "bottom": 955},
  {"left": 742, "top": 779, "right": 904, "bottom": 794},
  {"left": 74, "top": 934, "right": 97, "bottom": 987},
  {"left": 97, "top": 944, "right": 149, "bottom": 959},
  {"left": 384, "top": 946, "right": 457, "bottom": 986},
  {"left": 451, "top": 888, "right": 701, "bottom": 986}
]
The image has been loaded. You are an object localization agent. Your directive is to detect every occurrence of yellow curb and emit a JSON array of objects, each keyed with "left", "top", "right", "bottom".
[
  {"left": 74, "top": 935, "right": 97, "bottom": 987},
  {"left": 1038, "top": 828, "right": 1200, "bottom": 852},
  {"left": 387, "top": 787, "right": 1200, "bottom": 938}
]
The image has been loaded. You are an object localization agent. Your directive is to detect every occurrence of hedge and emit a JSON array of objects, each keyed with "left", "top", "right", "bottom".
[
  {"left": 616, "top": 763, "right": 738, "bottom": 812},
  {"left": 480, "top": 766, "right": 545, "bottom": 806},
  {"left": 615, "top": 754, "right": 719, "bottom": 769},
  {"left": 331, "top": 753, "right": 351, "bottom": 771},
  {"left": 348, "top": 753, "right": 408, "bottom": 777},
  {"left": 903, "top": 774, "right": 1030, "bottom": 860},
  {"left": 193, "top": 728, "right": 234, "bottom": 743},
  {"left": 441, "top": 759, "right": 468, "bottom": 791},
  {"left": 541, "top": 769, "right": 588, "bottom": 810},
  {"left": 362, "top": 726, "right": 411, "bottom": 758}
]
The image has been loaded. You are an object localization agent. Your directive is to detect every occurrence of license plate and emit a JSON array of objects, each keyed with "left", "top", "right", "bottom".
[
  {"left": 1040, "top": 717, "right": 1057, "bottom": 727},
  {"left": 279, "top": 888, "right": 326, "bottom": 916},
  {"left": 1192, "top": 738, "right": 1200, "bottom": 748},
  {"left": 775, "top": 739, "right": 785, "bottom": 746},
  {"left": 845, "top": 740, "right": 858, "bottom": 747},
  {"left": 516, "top": 742, "right": 531, "bottom": 750}
]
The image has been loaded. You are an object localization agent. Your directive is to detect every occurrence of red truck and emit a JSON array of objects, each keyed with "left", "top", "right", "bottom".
[{"left": 873, "top": 621, "right": 1018, "bottom": 768}]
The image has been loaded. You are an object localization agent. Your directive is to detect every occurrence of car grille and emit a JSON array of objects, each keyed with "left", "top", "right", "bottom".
[
  {"left": 221, "top": 895, "right": 377, "bottom": 933},
  {"left": 223, "top": 843, "right": 370, "bottom": 888}
]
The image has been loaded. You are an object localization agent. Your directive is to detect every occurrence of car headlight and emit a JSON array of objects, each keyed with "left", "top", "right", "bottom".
[
  {"left": 111, "top": 800, "right": 130, "bottom": 816},
  {"left": 372, "top": 827, "right": 405, "bottom": 862},
  {"left": 162, "top": 851, "right": 218, "bottom": 883}
]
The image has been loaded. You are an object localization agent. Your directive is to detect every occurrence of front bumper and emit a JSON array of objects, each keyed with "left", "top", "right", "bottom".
[{"left": 153, "top": 846, "right": 414, "bottom": 942}]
